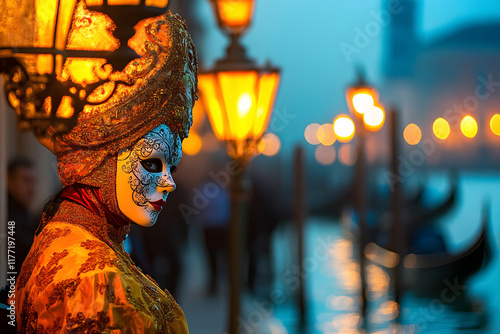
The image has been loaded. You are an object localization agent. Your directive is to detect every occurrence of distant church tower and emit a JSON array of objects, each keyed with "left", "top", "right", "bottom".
[{"left": 383, "top": 0, "right": 418, "bottom": 78}]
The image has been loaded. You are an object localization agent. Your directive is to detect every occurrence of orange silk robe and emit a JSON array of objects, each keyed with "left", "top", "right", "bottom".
[{"left": 11, "top": 201, "right": 189, "bottom": 333}]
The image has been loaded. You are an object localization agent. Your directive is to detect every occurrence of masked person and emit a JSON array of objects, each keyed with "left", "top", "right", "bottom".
[{"left": 9, "top": 4, "right": 198, "bottom": 333}]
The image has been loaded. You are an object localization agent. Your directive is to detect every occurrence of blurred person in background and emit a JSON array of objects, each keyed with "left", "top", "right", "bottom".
[
  {"left": 200, "top": 176, "right": 231, "bottom": 295},
  {"left": 7, "top": 156, "right": 38, "bottom": 270}
]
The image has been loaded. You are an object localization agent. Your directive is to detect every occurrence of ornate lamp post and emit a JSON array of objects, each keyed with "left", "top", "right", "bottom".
[
  {"left": 0, "top": 0, "right": 169, "bottom": 135},
  {"left": 344, "top": 70, "right": 383, "bottom": 330},
  {"left": 199, "top": 1, "right": 280, "bottom": 333}
]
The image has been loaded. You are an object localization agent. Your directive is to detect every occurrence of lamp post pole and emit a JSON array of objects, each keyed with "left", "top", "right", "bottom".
[
  {"left": 353, "top": 122, "right": 368, "bottom": 328},
  {"left": 228, "top": 158, "right": 247, "bottom": 334},
  {"left": 389, "top": 108, "right": 403, "bottom": 321},
  {"left": 293, "top": 146, "right": 306, "bottom": 327}
]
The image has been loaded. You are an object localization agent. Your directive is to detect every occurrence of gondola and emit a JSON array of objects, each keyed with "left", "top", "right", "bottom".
[{"left": 363, "top": 201, "right": 491, "bottom": 295}]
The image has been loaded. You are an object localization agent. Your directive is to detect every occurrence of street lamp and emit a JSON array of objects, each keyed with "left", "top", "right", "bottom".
[
  {"left": 199, "top": 1, "right": 280, "bottom": 333},
  {"left": 0, "top": 0, "right": 169, "bottom": 136},
  {"left": 199, "top": 59, "right": 280, "bottom": 162},
  {"left": 345, "top": 70, "right": 379, "bottom": 120},
  {"left": 209, "top": 0, "right": 255, "bottom": 37},
  {"left": 344, "top": 69, "right": 383, "bottom": 330}
]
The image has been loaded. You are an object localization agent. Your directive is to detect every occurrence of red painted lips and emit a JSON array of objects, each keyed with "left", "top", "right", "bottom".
[{"left": 149, "top": 199, "right": 166, "bottom": 211}]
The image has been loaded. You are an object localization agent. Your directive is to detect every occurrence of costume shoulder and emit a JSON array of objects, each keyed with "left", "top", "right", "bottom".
[{"left": 14, "top": 221, "right": 157, "bottom": 333}]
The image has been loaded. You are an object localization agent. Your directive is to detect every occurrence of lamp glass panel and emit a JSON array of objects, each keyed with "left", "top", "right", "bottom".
[
  {"left": 55, "top": 0, "right": 77, "bottom": 50},
  {"left": 145, "top": 0, "right": 169, "bottom": 7},
  {"left": 253, "top": 72, "right": 279, "bottom": 138},
  {"left": 60, "top": 2, "right": 118, "bottom": 84},
  {"left": 66, "top": 1, "right": 120, "bottom": 51},
  {"left": 198, "top": 73, "right": 227, "bottom": 140},
  {"left": 108, "top": 0, "right": 141, "bottom": 5},
  {"left": 217, "top": 0, "right": 253, "bottom": 30},
  {"left": 217, "top": 70, "right": 258, "bottom": 141},
  {"left": 0, "top": 0, "right": 36, "bottom": 48},
  {"left": 85, "top": 0, "right": 103, "bottom": 5},
  {"left": 35, "top": 0, "right": 58, "bottom": 48}
]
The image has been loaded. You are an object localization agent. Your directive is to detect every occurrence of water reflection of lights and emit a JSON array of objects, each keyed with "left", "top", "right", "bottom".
[
  {"left": 331, "top": 239, "right": 353, "bottom": 260},
  {"left": 366, "top": 264, "right": 391, "bottom": 300},
  {"left": 323, "top": 313, "right": 362, "bottom": 333},
  {"left": 364, "top": 242, "right": 399, "bottom": 269},
  {"left": 329, "top": 239, "right": 361, "bottom": 291},
  {"left": 326, "top": 295, "right": 356, "bottom": 311},
  {"left": 371, "top": 300, "right": 399, "bottom": 324}
]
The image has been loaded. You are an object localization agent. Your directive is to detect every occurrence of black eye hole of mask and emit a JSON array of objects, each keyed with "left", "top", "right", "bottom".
[{"left": 140, "top": 158, "right": 163, "bottom": 173}]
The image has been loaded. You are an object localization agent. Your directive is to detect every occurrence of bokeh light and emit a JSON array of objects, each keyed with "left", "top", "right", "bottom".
[
  {"left": 257, "top": 133, "right": 281, "bottom": 156},
  {"left": 432, "top": 118, "right": 450, "bottom": 140},
  {"left": 338, "top": 144, "right": 356, "bottom": 166},
  {"left": 333, "top": 115, "right": 355, "bottom": 143},
  {"left": 182, "top": 131, "right": 202, "bottom": 155},
  {"left": 363, "top": 105, "right": 385, "bottom": 132},
  {"left": 490, "top": 114, "right": 500, "bottom": 136},
  {"left": 352, "top": 93, "right": 374, "bottom": 115},
  {"left": 314, "top": 145, "right": 336, "bottom": 165},
  {"left": 403, "top": 123, "right": 422, "bottom": 145},
  {"left": 317, "top": 123, "right": 336, "bottom": 146},
  {"left": 460, "top": 115, "right": 478, "bottom": 138},
  {"left": 304, "top": 123, "right": 321, "bottom": 145}
]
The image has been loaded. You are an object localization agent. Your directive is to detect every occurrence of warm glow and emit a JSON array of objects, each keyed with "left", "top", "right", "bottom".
[
  {"left": 215, "top": 0, "right": 254, "bottom": 33},
  {"left": 191, "top": 99, "right": 205, "bottom": 131},
  {"left": 460, "top": 115, "right": 478, "bottom": 138},
  {"left": 403, "top": 123, "right": 421, "bottom": 145},
  {"left": 333, "top": 115, "right": 355, "bottom": 143},
  {"left": 317, "top": 123, "right": 336, "bottom": 146},
  {"left": 198, "top": 74, "right": 226, "bottom": 139},
  {"left": 338, "top": 144, "right": 356, "bottom": 166},
  {"left": 55, "top": 96, "right": 75, "bottom": 118},
  {"left": 199, "top": 70, "right": 279, "bottom": 143},
  {"left": 86, "top": 0, "right": 168, "bottom": 5},
  {"left": 59, "top": 1, "right": 118, "bottom": 85},
  {"left": 304, "top": 123, "right": 321, "bottom": 145},
  {"left": 145, "top": 0, "right": 170, "bottom": 7},
  {"left": 314, "top": 145, "right": 336, "bottom": 165},
  {"left": 490, "top": 114, "right": 500, "bottom": 136},
  {"left": 220, "top": 71, "right": 257, "bottom": 140},
  {"left": 346, "top": 86, "right": 378, "bottom": 119},
  {"left": 433, "top": 118, "right": 450, "bottom": 140},
  {"left": 108, "top": 0, "right": 141, "bottom": 5},
  {"left": 61, "top": 58, "right": 112, "bottom": 86},
  {"left": 237, "top": 92, "right": 253, "bottom": 118},
  {"left": 363, "top": 105, "right": 385, "bottom": 132},
  {"left": 352, "top": 93, "right": 374, "bottom": 115},
  {"left": 258, "top": 133, "right": 281, "bottom": 156},
  {"left": 253, "top": 72, "right": 280, "bottom": 138},
  {"left": 182, "top": 132, "right": 202, "bottom": 156}
]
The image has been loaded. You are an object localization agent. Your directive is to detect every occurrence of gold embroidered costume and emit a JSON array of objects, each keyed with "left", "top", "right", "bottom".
[{"left": 10, "top": 2, "right": 198, "bottom": 333}]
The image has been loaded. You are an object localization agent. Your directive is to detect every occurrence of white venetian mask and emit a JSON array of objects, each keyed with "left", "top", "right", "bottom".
[{"left": 116, "top": 124, "right": 182, "bottom": 227}]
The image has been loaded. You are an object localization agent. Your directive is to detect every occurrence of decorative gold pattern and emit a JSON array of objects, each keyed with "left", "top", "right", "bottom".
[
  {"left": 17, "top": 227, "right": 72, "bottom": 289},
  {"left": 38, "top": 11, "right": 198, "bottom": 186},
  {"left": 46, "top": 278, "right": 82, "bottom": 309},
  {"left": 65, "top": 311, "right": 110, "bottom": 333},
  {"left": 13, "top": 199, "right": 188, "bottom": 333},
  {"left": 35, "top": 249, "right": 69, "bottom": 290}
]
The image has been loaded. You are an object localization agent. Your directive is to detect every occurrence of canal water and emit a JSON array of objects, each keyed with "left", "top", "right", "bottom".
[{"left": 268, "top": 172, "right": 500, "bottom": 333}]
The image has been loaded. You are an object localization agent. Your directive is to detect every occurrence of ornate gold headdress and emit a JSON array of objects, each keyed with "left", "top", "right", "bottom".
[{"left": 35, "top": 3, "right": 198, "bottom": 185}]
